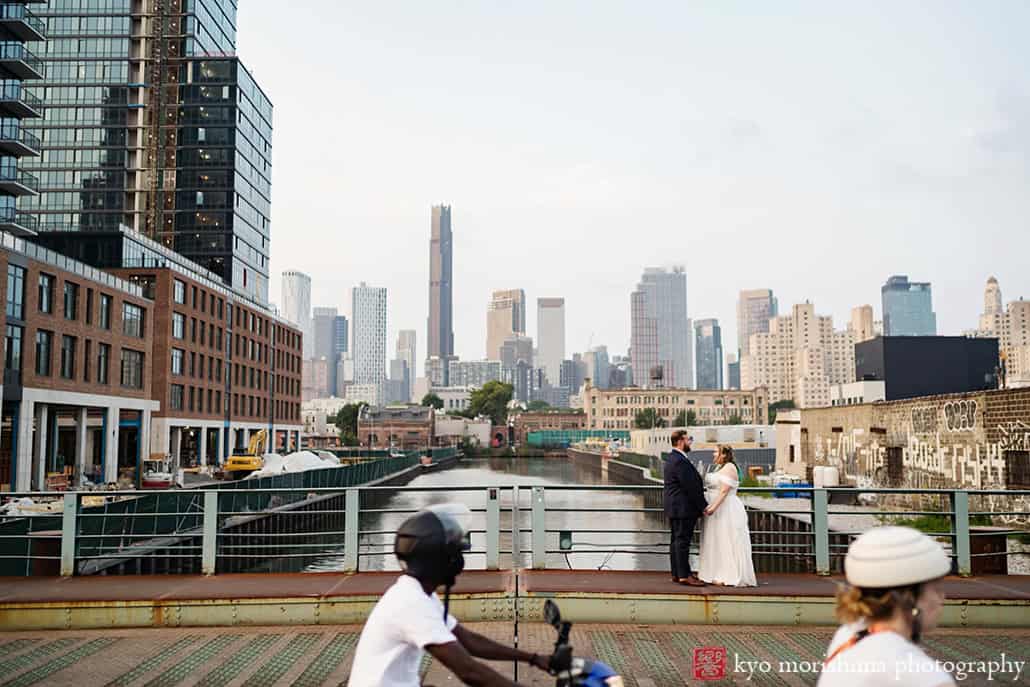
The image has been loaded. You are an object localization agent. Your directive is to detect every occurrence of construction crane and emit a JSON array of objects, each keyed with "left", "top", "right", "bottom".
[{"left": 225, "top": 430, "right": 268, "bottom": 479}]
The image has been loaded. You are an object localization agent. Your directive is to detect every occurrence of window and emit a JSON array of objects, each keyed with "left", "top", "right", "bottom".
[
  {"left": 60, "top": 335, "right": 76, "bottom": 379},
  {"left": 191, "top": 317, "right": 197, "bottom": 343},
  {"left": 122, "top": 302, "right": 145, "bottom": 337},
  {"left": 170, "top": 384, "right": 184, "bottom": 410},
  {"left": 84, "top": 340, "right": 91, "bottom": 382},
  {"left": 63, "top": 282, "right": 78, "bottom": 320},
  {"left": 6, "top": 264, "right": 24, "bottom": 319},
  {"left": 5, "top": 325, "right": 22, "bottom": 372},
  {"left": 97, "top": 343, "right": 110, "bottom": 384},
  {"left": 171, "top": 348, "right": 184, "bottom": 375},
  {"left": 38, "top": 274, "right": 54, "bottom": 313},
  {"left": 172, "top": 312, "right": 185, "bottom": 339},
  {"left": 173, "top": 279, "right": 186, "bottom": 304},
  {"left": 191, "top": 286, "right": 197, "bottom": 308},
  {"left": 35, "top": 330, "right": 52, "bottom": 376},
  {"left": 99, "top": 294, "right": 112, "bottom": 329},
  {"left": 85, "top": 289, "right": 94, "bottom": 325},
  {"left": 207, "top": 389, "right": 212, "bottom": 414},
  {"left": 120, "top": 349, "right": 144, "bottom": 389},
  {"left": 188, "top": 386, "right": 195, "bottom": 412}
]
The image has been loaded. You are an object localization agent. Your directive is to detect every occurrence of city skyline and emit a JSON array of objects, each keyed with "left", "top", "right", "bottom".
[{"left": 252, "top": 3, "right": 1029, "bottom": 368}]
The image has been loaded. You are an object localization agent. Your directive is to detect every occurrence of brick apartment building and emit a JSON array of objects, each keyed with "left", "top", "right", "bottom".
[
  {"left": 0, "top": 233, "right": 159, "bottom": 490},
  {"left": 113, "top": 262, "right": 304, "bottom": 469},
  {"left": 357, "top": 405, "right": 434, "bottom": 450},
  {"left": 0, "top": 229, "right": 303, "bottom": 491}
]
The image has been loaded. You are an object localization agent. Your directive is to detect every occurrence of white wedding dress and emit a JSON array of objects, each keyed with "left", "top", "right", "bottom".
[{"left": 698, "top": 468, "right": 757, "bottom": 587}]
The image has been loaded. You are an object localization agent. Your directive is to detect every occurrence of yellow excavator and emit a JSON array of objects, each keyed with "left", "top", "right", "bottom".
[{"left": 224, "top": 429, "right": 268, "bottom": 479}]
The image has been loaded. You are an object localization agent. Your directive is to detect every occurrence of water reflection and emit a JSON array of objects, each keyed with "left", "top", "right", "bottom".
[{"left": 304, "top": 457, "right": 674, "bottom": 573}]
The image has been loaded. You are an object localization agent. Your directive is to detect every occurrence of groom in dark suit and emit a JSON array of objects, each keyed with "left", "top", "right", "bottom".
[{"left": 663, "top": 430, "right": 707, "bottom": 586}]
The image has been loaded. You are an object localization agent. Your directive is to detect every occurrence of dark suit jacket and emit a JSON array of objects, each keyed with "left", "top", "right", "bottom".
[{"left": 663, "top": 448, "right": 708, "bottom": 519}]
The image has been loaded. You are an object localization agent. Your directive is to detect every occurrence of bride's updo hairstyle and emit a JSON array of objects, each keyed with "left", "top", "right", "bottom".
[{"left": 719, "top": 446, "right": 736, "bottom": 466}]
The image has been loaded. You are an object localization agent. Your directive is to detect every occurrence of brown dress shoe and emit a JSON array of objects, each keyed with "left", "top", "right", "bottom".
[{"left": 678, "top": 576, "right": 707, "bottom": 587}]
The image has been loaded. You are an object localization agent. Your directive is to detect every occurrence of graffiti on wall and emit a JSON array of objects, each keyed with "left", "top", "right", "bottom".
[
  {"left": 911, "top": 407, "right": 938, "bottom": 435},
  {"left": 943, "top": 400, "right": 978, "bottom": 432},
  {"left": 999, "top": 420, "right": 1030, "bottom": 451}
]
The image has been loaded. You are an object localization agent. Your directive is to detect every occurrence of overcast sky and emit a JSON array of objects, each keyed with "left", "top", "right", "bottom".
[{"left": 240, "top": 2, "right": 1029, "bottom": 377}]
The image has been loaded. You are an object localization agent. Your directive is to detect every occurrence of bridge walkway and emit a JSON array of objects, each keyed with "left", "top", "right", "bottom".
[{"left": 0, "top": 622, "right": 1027, "bottom": 686}]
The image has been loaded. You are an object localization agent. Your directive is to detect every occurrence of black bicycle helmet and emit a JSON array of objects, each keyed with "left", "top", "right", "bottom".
[{"left": 394, "top": 504, "right": 469, "bottom": 588}]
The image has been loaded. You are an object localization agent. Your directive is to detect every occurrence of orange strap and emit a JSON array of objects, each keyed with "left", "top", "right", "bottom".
[{"left": 823, "top": 627, "right": 888, "bottom": 667}]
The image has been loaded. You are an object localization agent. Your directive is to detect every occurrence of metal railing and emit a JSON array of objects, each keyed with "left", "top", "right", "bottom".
[
  {"left": 0, "top": 4, "right": 44, "bottom": 36},
  {"left": 0, "top": 123, "right": 39, "bottom": 151},
  {"left": 1, "top": 485, "right": 1027, "bottom": 577},
  {"left": 0, "top": 81, "right": 41, "bottom": 109}
]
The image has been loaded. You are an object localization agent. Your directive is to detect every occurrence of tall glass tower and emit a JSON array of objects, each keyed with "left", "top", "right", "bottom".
[
  {"left": 19, "top": 0, "right": 272, "bottom": 303},
  {"left": 882, "top": 275, "right": 936, "bottom": 337},
  {"left": 0, "top": 0, "right": 45, "bottom": 236}
]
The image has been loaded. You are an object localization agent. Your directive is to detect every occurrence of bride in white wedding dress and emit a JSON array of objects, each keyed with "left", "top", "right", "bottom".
[{"left": 698, "top": 446, "right": 757, "bottom": 587}]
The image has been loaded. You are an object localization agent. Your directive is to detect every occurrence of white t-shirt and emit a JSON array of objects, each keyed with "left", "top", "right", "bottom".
[
  {"left": 817, "top": 623, "right": 955, "bottom": 687},
  {"left": 348, "top": 575, "right": 459, "bottom": 687}
]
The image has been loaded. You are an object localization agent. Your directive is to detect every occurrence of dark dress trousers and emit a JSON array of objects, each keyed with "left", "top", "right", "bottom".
[{"left": 663, "top": 448, "right": 708, "bottom": 579}]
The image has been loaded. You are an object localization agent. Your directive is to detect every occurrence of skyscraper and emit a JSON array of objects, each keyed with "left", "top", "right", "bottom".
[
  {"left": 281, "top": 271, "right": 313, "bottom": 358},
  {"left": 849, "top": 305, "right": 876, "bottom": 343},
  {"left": 736, "top": 289, "right": 778, "bottom": 357},
  {"left": 334, "top": 316, "right": 349, "bottom": 358},
  {"left": 427, "top": 205, "right": 453, "bottom": 360},
  {"left": 313, "top": 307, "right": 348, "bottom": 395},
  {"left": 694, "top": 319, "right": 724, "bottom": 390},
  {"left": 536, "top": 298, "right": 565, "bottom": 386},
  {"left": 0, "top": 0, "right": 43, "bottom": 237},
  {"left": 630, "top": 267, "right": 691, "bottom": 388},
  {"left": 352, "top": 283, "right": 387, "bottom": 395},
  {"left": 882, "top": 275, "right": 936, "bottom": 336},
  {"left": 22, "top": 2, "right": 273, "bottom": 302},
  {"left": 397, "top": 330, "right": 417, "bottom": 396},
  {"left": 486, "top": 289, "right": 526, "bottom": 360},
  {"left": 726, "top": 353, "right": 741, "bottom": 390}
]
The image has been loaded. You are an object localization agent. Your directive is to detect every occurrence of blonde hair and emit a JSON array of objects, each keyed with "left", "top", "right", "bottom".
[{"left": 835, "top": 584, "right": 920, "bottom": 624}]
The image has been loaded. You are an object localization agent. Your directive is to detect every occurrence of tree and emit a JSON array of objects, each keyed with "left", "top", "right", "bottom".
[
  {"left": 674, "top": 409, "right": 697, "bottom": 427},
  {"left": 334, "top": 402, "right": 367, "bottom": 446},
  {"left": 421, "top": 393, "right": 444, "bottom": 410},
  {"left": 768, "top": 400, "right": 796, "bottom": 424},
  {"left": 467, "top": 381, "right": 514, "bottom": 426},
  {"left": 526, "top": 400, "right": 551, "bottom": 411},
  {"left": 726, "top": 412, "right": 743, "bottom": 425},
  {"left": 634, "top": 407, "right": 666, "bottom": 429}
]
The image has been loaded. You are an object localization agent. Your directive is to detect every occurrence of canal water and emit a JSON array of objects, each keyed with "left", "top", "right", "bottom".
[{"left": 303, "top": 457, "right": 675, "bottom": 573}]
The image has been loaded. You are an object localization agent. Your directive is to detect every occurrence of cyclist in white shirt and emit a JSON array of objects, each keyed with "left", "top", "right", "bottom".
[
  {"left": 818, "top": 526, "right": 956, "bottom": 687},
  {"left": 348, "top": 505, "right": 551, "bottom": 687}
]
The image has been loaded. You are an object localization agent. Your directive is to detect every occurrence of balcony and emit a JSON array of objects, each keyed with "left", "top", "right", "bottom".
[
  {"left": 0, "top": 123, "right": 39, "bottom": 157},
  {"left": 0, "top": 205, "right": 37, "bottom": 235},
  {"left": 0, "top": 42, "right": 43, "bottom": 81},
  {"left": 0, "top": 82, "right": 40, "bottom": 118},
  {"left": 0, "top": 166, "right": 36, "bottom": 195},
  {"left": 0, "top": 5, "right": 45, "bottom": 42}
]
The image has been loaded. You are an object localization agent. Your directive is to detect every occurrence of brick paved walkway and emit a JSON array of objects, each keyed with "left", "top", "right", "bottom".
[{"left": 0, "top": 623, "right": 1026, "bottom": 686}]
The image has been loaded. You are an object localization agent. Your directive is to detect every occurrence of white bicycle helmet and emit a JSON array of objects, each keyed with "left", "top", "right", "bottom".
[{"left": 845, "top": 526, "right": 950, "bottom": 588}]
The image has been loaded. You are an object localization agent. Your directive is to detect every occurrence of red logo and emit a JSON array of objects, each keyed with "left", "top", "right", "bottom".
[{"left": 693, "top": 646, "right": 727, "bottom": 680}]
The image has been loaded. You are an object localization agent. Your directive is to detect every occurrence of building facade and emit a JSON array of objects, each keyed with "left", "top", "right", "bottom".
[
  {"left": 427, "top": 205, "right": 453, "bottom": 360},
  {"left": 856, "top": 336, "right": 999, "bottom": 401},
  {"left": 1, "top": 232, "right": 158, "bottom": 490},
  {"left": 22, "top": 3, "right": 273, "bottom": 302},
  {"left": 536, "top": 297, "right": 565, "bottom": 386},
  {"left": 486, "top": 288, "right": 525, "bottom": 360},
  {"left": 882, "top": 275, "right": 936, "bottom": 337},
  {"left": 396, "top": 329, "right": 416, "bottom": 396},
  {"left": 850, "top": 305, "right": 876, "bottom": 343},
  {"left": 358, "top": 405, "right": 433, "bottom": 449},
  {"left": 351, "top": 282, "right": 386, "bottom": 394},
  {"left": 726, "top": 353, "right": 740, "bottom": 390},
  {"left": 975, "top": 277, "right": 1030, "bottom": 387},
  {"left": 281, "top": 270, "right": 312, "bottom": 358},
  {"left": 630, "top": 266, "right": 691, "bottom": 388},
  {"left": 740, "top": 301, "right": 855, "bottom": 408},
  {"left": 448, "top": 359, "right": 501, "bottom": 388},
  {"left": 0, "top": 0, "right": 44, "bottom": 237},
  {"left": 581, "top": 380, "right": 768, "bottom": 431},
  {"left": 694, "top": 318, "right": 723, "bottom": 390},
  {"left": 775, "top": 387, "right": 1030, "bottom": 490},
  {"left": 736, "top": 289, "right": 777, "bottom": 357},
  {"left": 511, "top": 410, "right": 586, "bottom": 445}
]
